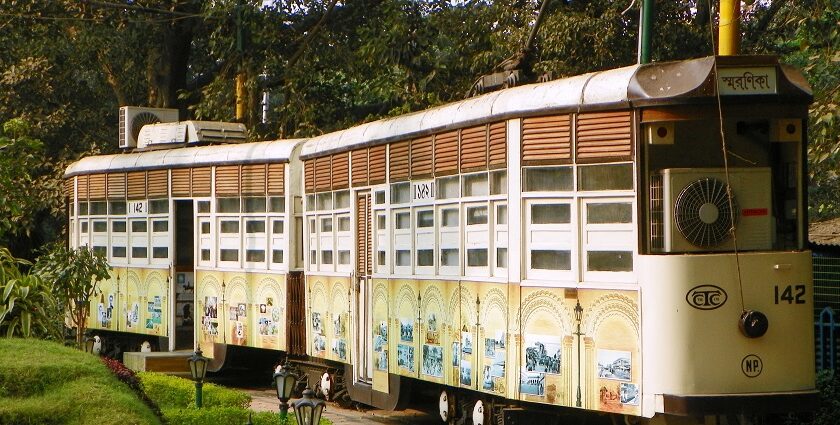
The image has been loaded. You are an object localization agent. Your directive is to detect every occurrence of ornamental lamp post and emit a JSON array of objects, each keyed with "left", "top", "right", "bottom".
[
  {"left": 273, "top": 364, "right": 297, "bottom": 420},
  {"left": 292, "top": 388, "right": 326, "bottom": 425},
  {"left": 573, "top": 300, "right": 584, "bottom": 408},
  {"left": 187, "top": 348, "right": 209, "bottom": 408}
]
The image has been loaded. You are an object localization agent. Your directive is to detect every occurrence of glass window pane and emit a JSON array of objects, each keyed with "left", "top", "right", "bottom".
[
  {"left": 112, "top": 246, "right": 126, "bottom": 258},
  {"left": 220, "top": 249, "right": 238, "bottom": 262},
  {"left": 417, "top": 250, "right": 434, "bottom": 266},
  {"left": 197, "top": 201, "right": 211, "bottom": 213},
  {"left": 244, "top": 197, "right": 267, "bottom": 213},
  {"left": 395, "top": 250, "right": 410, "bottom": 266},
  {"left": 441, "top": 249, "right": 459, "bottom": 266},
  {"left": 310, "top": 250, "right": 317, "bottom": 264},
  {"left": 153, "top": 247, "right": 168, "bottom": 259},
  {"left": 93, "top": 246, "right": 107, "bottom": 257},
  {"left": 321, "top": 217, "right": 333, "bottom": 232},
  {"left": 217, "top": 198, "right": 240, "bottom": 213},
  {"left": 524, "top": 167, "right": 573, "bottom": 192},
  {"left": 335, "top": 191, "right": 350, "bottom": 209},
  {"left": 79, "top": 202, "right": 89, "bottom": 216},
  {"left": 321, "top": 250, "right": 333, "bottom": 265},
  {"left": 377, "top": 214, "right": 386, "bottom": 230},
  {"left": 269, "top": 197, "right": 285, "bottom": 213},
  {"left": 491, "top": 171, "right": 507, "bottom": 195},
  {"left": 131, "top": 220, "right": 147, "bottom": 233},
  {"left": 391, "top": 183, "right": 410, "bottom": 204},
  {"left": 201, "top": 222, "right": 210, "bottom": 234},
  {"left": 467, "top": 206, "right": 488, "bottom": 225},
  {"left": 306, "top": 194, "right": 316, "bottom": 210},
  {"left": 587, "top": 251, "right": 633, "bottom": 271},
  {"left": 149, "top": 199, "right": 169, "bottom": 214},
  {"left": 153, "top": 220, "right": 169, "bottom": 232},
  {"left": 338, "top": 250, "right": 351, "bottom": 265},
  {"left": 578, "top": 164, "right": 633, "bottom": 191},
  {"left": 442, "top": 209, "right": 459, "bottom": 227},
  {"left": 531, "top": 204, "right": 571, "bottom": 224},
  {"left": 112, "top": 221, "right": 126, "bottom": 233},
  {"left": 246, "top": 250, "right": 266, "bottom": 262},
  {"left": 378, "top": 251, "right": 386, "bottom": 265},
  {"left": 221, "top": 221, "right": 239, "bottom": 233},
  {"left": 272, "top": 220, "right": 285, "bottom": 234},
  {"left": 272, "top": 250, "right": 284, "bottom": 263},
  {"left": 587, "top": 203, "right": 633, "bottom": 224},
  {"left": 437, "top": 177, "right": 459, "bottom": 199},
  {"left": 338, "top": 216, "right": 351, "bottom": 232},
  {"left": 109, "top": 201, "right": 126, "bottom": 215},
  {"left": 201, "top": 249, "right": 210, "bottom": 261},
  {"left": 496, "top": 205, "right": 508, "bottom": 225},
  {"left": 416, "top": 210, "right": 434, "bottom": 228},
  {"left": 375, "top": 191, "right": 386, "bottom": 204},
  {"left": 81, "top": 222, "right": 89, "bottom": 233},
  {"left": 90, "top": 202, "right": 107, "bottom": 215},
  {"left": 463, "top": 173, "right": 488, "bottom": 197},
  {"left": 496, "top": 248, "right": 508, "bottom": 268},
  {"left": 467, "top": 249, "right": 488, "bottom": 267},
  {"left": 132, "top": 247, "right": 148, "bottom": 258},
  {"left": 246, "top": 220, "right": 266, "bottom": 233},
  {"left": 395, "top": 212, "right": 410, "bottom": 229},
  {"left": 317, "top": 193, "right": 333, "bottom": 210},
  {"left": 531, "top": 250, "right": 571, "bottom": 270},
  {"left": 93, "top": 221, "right": 107, "bottom": 233}
]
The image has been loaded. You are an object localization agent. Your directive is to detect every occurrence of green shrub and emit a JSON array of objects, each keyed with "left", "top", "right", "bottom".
[
  {"left": 0, "top": 338, "right": 161, "bottom": 424},
  {"left": 161, "top": 407, "right": 284, "bottom": 425},
  {"left": 138, "top": 372, "right": 251, "bottom": 409}
]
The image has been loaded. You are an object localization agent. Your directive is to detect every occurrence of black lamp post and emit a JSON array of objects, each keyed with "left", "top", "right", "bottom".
[
  {"left": 573, "top": 300, "right": 584, "bottom": 408},
  {"left": 187, "top": 348, "right": 209, "bottom": 408},
  {"left": 293, "top": 388, "right": 326, "bottom": 425},
  {"left": 273, "top": 364, "right": 297, "bottom": 420}
]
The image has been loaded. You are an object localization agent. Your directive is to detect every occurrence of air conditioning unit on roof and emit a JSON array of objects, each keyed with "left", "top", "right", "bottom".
[
  {"left": 137, "top": 121, "right": 248, "bottom": 150},
  {"left": 118, "top": 106, "right": 179, "bottom": 149}
]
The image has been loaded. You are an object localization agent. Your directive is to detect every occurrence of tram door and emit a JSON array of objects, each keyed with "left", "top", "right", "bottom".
[
  {"left": 173, "top": 200, "right": 195, "bottom": 350},
  {"left": 354, "top": 192, "right": 373, "bottom": 382}
]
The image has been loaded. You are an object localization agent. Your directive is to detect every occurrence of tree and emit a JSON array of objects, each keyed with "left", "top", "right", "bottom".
[
  {"left": 0, "top": 248, "right": 62, "bottom": 339},
  {"left": 34, "top": 245, "right": 111, "bottom": 349}
]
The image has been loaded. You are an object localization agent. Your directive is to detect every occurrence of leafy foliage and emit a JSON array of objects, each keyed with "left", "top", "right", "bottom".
[
  {"left": 138, "top": 371, "right": 251, "bottom": 409},
  {"left": 34, "top": 244, "right": 111, "bottom": 348},
  {"left": 0, "top": 248, "right": 62, "bottom": 339}
]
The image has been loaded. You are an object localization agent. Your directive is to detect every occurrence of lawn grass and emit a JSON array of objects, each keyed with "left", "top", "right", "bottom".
[{"left": 0, "top": 338, "right": 161, "bottom": 425}]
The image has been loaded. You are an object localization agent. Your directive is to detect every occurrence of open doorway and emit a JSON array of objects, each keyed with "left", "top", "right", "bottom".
[{"left": 174, "top": 200, "right": 195, "bottom": 350}]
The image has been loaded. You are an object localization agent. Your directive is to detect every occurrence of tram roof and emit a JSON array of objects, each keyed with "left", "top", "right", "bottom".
[
  {"left": 300, "top": 55, "right": 811, "bottom": 159},
  {"left": 64, "top": 138, "right": 303, "bottom": 177}
]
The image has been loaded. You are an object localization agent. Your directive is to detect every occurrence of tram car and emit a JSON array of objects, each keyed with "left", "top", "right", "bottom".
[{"left": 64, "top": 53, "right": 816, "bottom": 424}]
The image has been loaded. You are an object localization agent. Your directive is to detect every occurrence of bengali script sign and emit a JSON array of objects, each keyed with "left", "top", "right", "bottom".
[{"left": 717, "top": 67, "right": 777, "bottom": 95}]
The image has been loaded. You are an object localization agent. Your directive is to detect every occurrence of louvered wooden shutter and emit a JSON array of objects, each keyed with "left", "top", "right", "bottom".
[
  {"left": 410, "top": 135, "right": 433, "bottom": 179},
  {"left": 126, "top": 172, "right": 146, "bottom": 199},
  {"left": 522, "top": 115, "right": 572, "bottom": 164},
  {"left": 331, "top": 152, "right": 349, "bottom": 189},
  {"left": 488, "top": 121, "right": 507, "bottom": 169},
  {"left": 241, "top": 164, "right": 267, "bottom": 195},
  {"left": 575, "top": 111, "right": 632, "bottom": 162},
  {"left": 146, "top": 169, "right": 169, "bottom": 198},
  {"left": 192, "top": 167, "right": 212, "bottom": 196},
  {"left": 267, "top": 163, "right": 285, "bottom": 195},
  {"left": 89, "top": 174, "right": 106, "bottom": 200},
  {"left": 215, "top": 165, "right": 240, "bottom": 196},
  {"left": 314, "top": 156, "right": 331, "bottom": 191},
  {"left": 351, "top": 148, "right": 369, "bottom": 187},
  {"left": 434, "top": 130, "right": 459, "bottom": 176},
  {"left": 369, "top": 145, "right": 387, "bottom": 184},
  {"left": 106, "top": 173, "right": 126, "bottom": 199},
  {"left": 171, "top": 168, "right": 191, "bottom": 197},
  {"left": 77, "top": 175, "right": 89, "bottom": 200},
  {"left": 389, "top": 140, "right": 410, "bottom": 182},
  {"left": 356, "top": 193, "right": 372, "bottom": 275},
  {"left": 304, "top": 159, "right": 315, "bottom": 193},
  {"left": 460, "top": 125, "right": 487, "bottom": 171},
  {"left": 64, "top": 178, "right": 75, "bottom": 200}
]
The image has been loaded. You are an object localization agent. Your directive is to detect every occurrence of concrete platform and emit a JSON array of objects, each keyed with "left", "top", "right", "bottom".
[{"left": 124, "top": 350, "right": 194, "bottom": 375}]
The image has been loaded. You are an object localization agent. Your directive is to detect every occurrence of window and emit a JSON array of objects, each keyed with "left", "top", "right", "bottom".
[
  {"left": 491, "top": 170, "right": 507, "bottom": 195},
  {"left": 377, "top": 214, "right": 386, "bottom": 229},
  {"left": 132, "top": 221, "right": 147, "bottom": 233},
  {"left": 149, "top": 199, "right": 169, "bottom": 214},
  {"left": 467, "top": 249, "right": 488, "bottom": 267},
  {"left": 395, "top": 212, "right": 410, "bottom": 229},
  {"left": 220, "top": 249, "right": 239, "bottom": 262},
  {"left": 437, "top": 176, "right": 459, "bottom": 199},
  {"left": 109, "top": 201, "right": 126, "bottom": 215},
  {"left": 317, "top": 193, "right": 333, "bottom": 210},
  {"left": 269, "top": 197, "right": 285, "bottom": 213},
  {"left": 306, "top": 194, "right": 316, "bottom": 210},
  {"left": 246, "top": 249, "right": 266, "bottom": 262},
  {"left": 112, "top": 246, "right": 127, "bottom": 258},
  {"left": 112, "top": 221, "right": 127, "bottom": 233},
  {"left": 244, "top": 197, "right": 267, "bottom": 213},
  {"left": 79, "top": 202, "right": 89, "bottom": 216},
  {"left": 496, "top": 248, "right": 508, "bottom": 268},
  {"left": 586, "top": 202, "right": 632, "bottom": 224},
  {"left": 395, "top": 250, "right": 410, "bottom": 267},
  {"left": 217, "top": 198, "right": 240, "bottom": 213},
  {"left": 417, "top": 250, "right": 434, "bottom": 266},
  {"left": 201, "top": 222, "right": 211, "bottom": 234},
  {"left": 496, "top": 205, "right": 508, "bottom": 225},
  {"left": 375, "top": 190, "right": 386, "bottom": 204},
  {"left": 81, "top": 222, "right": 89, "bottom": 233},
  {"left": 310, "top": 250, "right": 317, "bottom": 265},
  {"left": 197, "top": 201, "right": 211, "bottom": 213},
  {"left": 338, "top": 250, "right": 351, "bottom": 265},
  {"left": 272, "top": 250, "right": 284, "bottom": 263},
  {"left": 246, "top": 220, "right": 266, "bottom": 233},
  {"left": 93, "top": 246, "right": 107, "bottom": 257},
  {"left": 526, "top": 200, "right": 574, "bottom": 280},
  {"left": 221, "top": 221, "right": 239, "bottom": 233},
  {"left": 321, "top": 217, "right": 333, "bottom": 232},
  {"left": 272, "top": 220, "right": 285, "bottom": 234},
  {"left": 338, "top": 216, "right": 351, "bottom": 232},
  {"left": 201, "top": 249, "right": 211, "bottom": 261},
  {"left": 153, "top": 247, "right": 168, "bottom": 259},
  {"left": 524, "top": 167, "right": 573, "bottom": 192},
  {"left": 152, "top": 220, "right": 168, "bottom": 232},
  {"left": 391, "top": 183, "right": 410, "bottom": 204},
  {"left": 321, "top": 250, "right": 334, "bottom": 265},
  {"left": 93, "top": 221, "right": 107, "bottom": 233},
  {"left": 442, "top": 209, "right": 459, "bottom": 227},
  {"left": 587, "top": 251, "right": 633, "bottom": 271},
  {"left": 335, "top": 191, "right": 350, "bottom": 209},
  {"left": 532, "top": 250, "right": 571, "bottom": 270},
  {"left": 578, "top": 164, "right": 633, "bottom": 191},
  {"left": 581, "top": 199, "right": 635, "bottom": 279},
  {"left": 531, "top": 204, "right": 570, "bottom": 224},
  {"left": 132, "top": 247, "right": 148, "bottom": 258},
  {"left": 463, "top": 173, "right": 488, "bottom": 197},
  {"left": 467, "top": 207, "right": 488, "bottom": 225},
  {"left": 416, "top": 210, "right": 434, "bottom": 228},
  {"left": 440, "top": 249, "right": 459, "bottom": 267},
  {"left": 90, "top": 202, "right": 107, "bottom": 215}
]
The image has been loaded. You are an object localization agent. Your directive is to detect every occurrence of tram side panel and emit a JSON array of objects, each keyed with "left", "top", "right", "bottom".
[
  {"left": 305, "top": 275, "right": 353, "bottom": 364},
  {"left": 88, "top": 266, "right": 169, "bottom": 339}
]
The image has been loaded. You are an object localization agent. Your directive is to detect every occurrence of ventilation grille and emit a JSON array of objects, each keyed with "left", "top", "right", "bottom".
[
  {"left": 674, "top": 178, "right": 738, "bottom": 248},
  {"left": 649, "top": 174, "right": 664, "bottom": 251}
]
